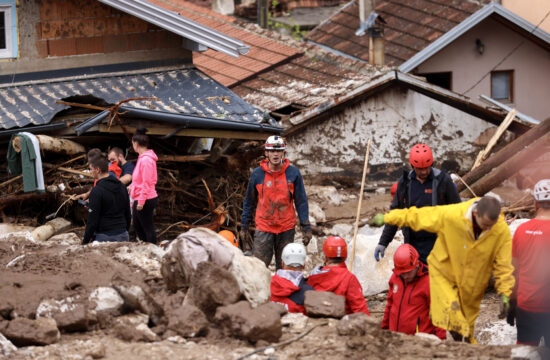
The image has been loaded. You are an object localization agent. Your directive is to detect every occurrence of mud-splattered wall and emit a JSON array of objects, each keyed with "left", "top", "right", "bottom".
[{"left": 285, "top": 86, "right": 493, "bottom": 179}]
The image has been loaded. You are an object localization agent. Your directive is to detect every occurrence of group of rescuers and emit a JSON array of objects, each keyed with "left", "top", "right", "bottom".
[{"left": 240, "top": 135, "right": 550, "bottom": 346}]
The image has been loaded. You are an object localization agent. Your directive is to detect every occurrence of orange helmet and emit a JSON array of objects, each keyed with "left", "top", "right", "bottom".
[
  {"left": 393, "top": 244, "right": 419, "bottom": 275},
  {"left": 409, "top": 143, "right": 433, "bottom": 169},
  {"left": 323, "top": 236, "right": 347, "bottom": 259},
  {"left": 219, "top": 230, "right": 238, "bottom": 247},
  {"left": 390, "top": 182, "right": 398, "bottom": 198}
]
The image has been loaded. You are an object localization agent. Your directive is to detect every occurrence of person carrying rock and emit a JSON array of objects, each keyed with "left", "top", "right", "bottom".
[
  {"left": 270, "top": 243, "right": 314, "bottom": 314},
  {"left": 240, "top": 136, "right": 311, "bottom": 269},
  {"left": 510, "top": 179, "right": 550, "bottom": 346},
  {"left": 307, "top": 236, "right": 370, "bottom": 315},
  {"left": 374, "top": 143, "right": 461, "bottom": 264},
  {"left": 82, "top": 155, "right": 131, "bottom": 244},
  {"left": 382, "top": 244, "right": 446, "bottom": 340},
  {"left": 381, "top": 196, "right": 514, "bottom": 343}
]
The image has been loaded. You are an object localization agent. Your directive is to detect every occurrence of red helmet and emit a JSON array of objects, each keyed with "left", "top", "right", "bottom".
[
  {"left": 323, "top": 236, "right": 347, "bottom": 259},
  {"left": 390, "top": 182, "right": 398, "bottom": 197},
  {"left": 409, "top": 143, "right": 433, "bottom": 169},
  {"left": 393, "top": 244, "right": 419, "bottom": 275}
]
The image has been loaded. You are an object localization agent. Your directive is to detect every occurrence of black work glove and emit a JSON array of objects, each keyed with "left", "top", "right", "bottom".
[
  {"left": 506, "top": 298, "right": 517, "bottom": 326},
  {"left": 239, "top": 227, "right": 249, "bottom": 242},
  {"left": 303, "top": 229, "right": 313, "bottom": 247}
]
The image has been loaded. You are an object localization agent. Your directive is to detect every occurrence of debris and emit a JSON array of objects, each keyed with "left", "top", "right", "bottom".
[
  {"left": 3, "top": 317, "right": 60, "bottom": 346},
  {"left": 166, "top": 304, "right": 209, "bottom": 338},
  {"left": 336, "top": 312, "right": 377, "bottom": 336},
  {"left": 88, "top": 287, "right": 124, "bottom": 317},
  {"left": 113, "top": 322, "right": 159, "bottom": 342},
  {"left": 36, "top": 297, "right": 96, "bottom": 332},
  {"left": 12, "top": 134, "right": 85, "bottom": 156},
  {"left": 0, "top": 333, "right": 17, "bottom": 357},
  {"left": 111, "top": 282, "right": 164, "bottom": 326},
  {"left": 47, "top": 232, "right": 81, "bottom": 246},
  {"left": 304, "top": 291, "right": 346, "bottom": 319},
  {"left": 30, "top": 217, "right": 72, "bottom": 242},
  {"left": 306, "top": 185, "right": 343, "bottom": 206}
]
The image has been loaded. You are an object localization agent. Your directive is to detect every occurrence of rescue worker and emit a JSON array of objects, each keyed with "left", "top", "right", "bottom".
[
  {"left": 382, "top": 196, "right": 514, "bottom": 343},
  {"left": 307, "top": 236, "right": 370, "bottom": 315},
  {"left": 382, "top": 244, "right": 446, "bottom": 340},
  {"left": 270, "top": 243, "right": 314, "bottom": 314},
  {"left": 240, "top": 136, "right": 311, "bottom": 269},
  {"left": 510, "top": 179, "right": 550, "bottom": 346},
  {"left": 375, "top": 143, "right": 461, "bottom": 264}
]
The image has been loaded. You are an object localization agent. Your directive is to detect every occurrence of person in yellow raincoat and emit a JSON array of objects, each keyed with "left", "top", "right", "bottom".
[{"left": 383, "top": 196, "right": 514, "bottom": 343}]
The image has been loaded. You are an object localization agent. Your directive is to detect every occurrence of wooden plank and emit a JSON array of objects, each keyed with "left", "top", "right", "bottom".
[
  {"left": 43, "top": 163, "right": 94, "bottom": 178},
  {"left": 98, "top": 125, "right": 271, "bottom": 140}
]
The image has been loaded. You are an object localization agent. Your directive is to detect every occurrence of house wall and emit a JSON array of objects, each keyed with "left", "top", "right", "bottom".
[
  {"left": 501, "top": 0, "right": 550, "bottom": 33},
  {"left": 0, "top": 0, "right": 191, "bottom": 75},
  {"left": 416, "top": 17, "right": 550, "bottom": 121},
  {"left": 285, "top": 86, "right": 493, "bottom": 179}
]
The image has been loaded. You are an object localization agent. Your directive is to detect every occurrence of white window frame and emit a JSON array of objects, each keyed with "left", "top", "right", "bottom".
[{"left": 0, "top": 4, "right": 14, "bottom": 58}]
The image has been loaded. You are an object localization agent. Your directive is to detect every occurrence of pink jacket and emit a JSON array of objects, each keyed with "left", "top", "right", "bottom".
[{"left": 130, "top": 149, "right": 158, "bottom": 205}]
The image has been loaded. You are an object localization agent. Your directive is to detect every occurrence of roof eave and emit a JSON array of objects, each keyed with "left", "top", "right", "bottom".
[{"left": 97, "top": 0, "right": 250, "bottom": 57}]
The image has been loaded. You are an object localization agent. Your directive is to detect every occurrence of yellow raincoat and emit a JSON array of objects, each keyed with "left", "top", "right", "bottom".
[{"left": 384, "top": 198, "right": 514, "bottom": 340}]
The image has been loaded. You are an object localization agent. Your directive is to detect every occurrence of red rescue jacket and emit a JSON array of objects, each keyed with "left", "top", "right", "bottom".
[
  {"left": 270, "top": 270, "right": 314, "bottom": 314},
  {"left": 381, "top": 263, "right": 446, "bottom": 340},
  {"left": 307, "top": 263, "right": 370, "bottom": 315}
]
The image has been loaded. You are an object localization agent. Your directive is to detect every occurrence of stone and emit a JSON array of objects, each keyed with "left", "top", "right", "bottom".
[
  {"left": 114, "top": 313, "right": 149, "bottom": 327},
  {"left": 414, "top": 332, "right": 442, "bottom": 343},
  {"left": 281, "top": 312, "right": 308, "bottom": 331},
  {"left": 88, "top": 287, "right": 124, "bottom": 317},
  {"left": 304, "top": 291, "right": 346, "bottom": 319},
  {"left": 511, "top": 345, "right": 546, "bottom": 360},
  {"left": 308, "top": 201, "right": 326, "bottom": 224},
  {"left": 36, "top": 297, "right": 96, "bottom": 332},
  {"left": 0, "top": 299, "right": 13, "bottom": 320},
  {"left": 113, "top": 244, "right": 164, "bottom": 278},
  {"left": 306, "top": 185, "right": 342, "bottom": 206},
  {"left": 167, "top": 304, "right": 209, "bottom": 338},
  {"left": 47, "top": 232, "right": 81, "bottom": 246},
  {"left": 0, "top": 333, "right": 16, "bottom": 357},
  {"left": 228, "top": 249, "right": 271, "bottom": 307},
  {"left": 337, "top": 313, "right": 378, "bottom": 336},
  {"left": 375, "top": 187, "right": 386, "bottom": 195},
  {"left": 188, "top": 261, "right": 242, "bottom": 320},
  {"left": 4, "top": 317, "right": 60, "bottom": 346},
  {"left": 113, "top": 322, "right": 159, "bottom": 342},
  {"left": 327, "top": 223, "right": 353, "bottom": 240},
  {"left": 214, "top": 301, "right": 282, "bottom": 343},
  {"left": 112, "top": 281, "right": 164, "bottom": 326}
]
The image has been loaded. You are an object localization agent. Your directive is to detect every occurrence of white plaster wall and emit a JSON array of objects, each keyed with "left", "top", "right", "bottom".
[{"left": 286, "top": 86, "right": 493, "bottom": 177}]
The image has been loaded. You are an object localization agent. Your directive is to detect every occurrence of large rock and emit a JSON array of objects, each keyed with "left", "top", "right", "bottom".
[
  {"left": 166, "top": 304, "right": 209, "bottom": 338},
  {"left": 3, "top": 318, "right": 60, "bottom": 346},
  {"left": 0, "top": 299, "right": 13, "bottom": 320},
  {"left": 88, "top": 287, "right": 124, "bottom": 317},
  {"left": 36, "top": 297, "right": 96, "bottom": 332},
  {"left": 112, "top": 281, "right": 164, "bottom": 326},
  {"left": 304, "top": 291, "right": 346, "bottom": 319},
  {"left": 214, "top": 301, "right": 282, "bottom": 343},
  {"left": 114, "top": 244, "right": 164, "bottom": 278},
  {"left": 188, "top": 261, "right": 242, "bottom": 319},
  {"left": 0, "top": 333, "right": 16, "bottom": 357},
  {"left": 336, "top": 312, "right": 377, "bottom": 336}
]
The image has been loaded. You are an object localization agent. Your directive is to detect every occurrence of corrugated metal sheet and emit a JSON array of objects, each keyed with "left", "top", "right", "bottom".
[{"left": 0, "top": 68, "right": 266, "bottom": 130}]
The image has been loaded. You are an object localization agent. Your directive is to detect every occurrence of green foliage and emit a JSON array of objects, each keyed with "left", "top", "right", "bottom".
[{"left": 267, "top": 0, "right": 307, "bottom": 41}]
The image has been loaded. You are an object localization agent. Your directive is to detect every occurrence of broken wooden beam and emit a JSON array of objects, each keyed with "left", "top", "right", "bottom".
[
  {"left": 157, "top": 154, "right": 210, "bottom": 162},
  {"left": 457, "top": 116, "right": 550, "bottom": 193},
  {"left": 460, "top": 131, "right": 550, "bottom": 198},
  {"left": 0, "top": 192, "right": 53, "bottom": 207},
  {"left": 43, "top": 163, "right": 94, "bottom": 178},
  {"left": 12, "top": 135, "right": 85, "bottom": 155}
]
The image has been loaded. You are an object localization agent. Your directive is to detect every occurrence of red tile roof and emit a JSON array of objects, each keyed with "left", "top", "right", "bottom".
[
  {"left": 148, "top": 0, "right": 302, "bottom": 86},
  {"left": 306, "top": 0, "right": 490, "bottom": 65}
]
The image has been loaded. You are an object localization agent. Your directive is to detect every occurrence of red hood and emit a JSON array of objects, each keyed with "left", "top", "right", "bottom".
[
  {"left": 271, "top": 274, "right": 300, "bottom": 297},
  {"left": 260, "top": 158, "right": 290, "bottom": 174}
]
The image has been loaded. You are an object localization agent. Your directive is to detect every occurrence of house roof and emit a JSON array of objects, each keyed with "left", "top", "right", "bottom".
[
  {"left": 399, "top": 2, "right": 550, "bottom": 72},
  {"left": 305, "top": 0, "right": 489, "bottom": 65},
  {"left": 0, "top": 67, "right": 274, "bottom": 132},
  {"left": 146, "top": 0, "right": 302, "bottom": 87},
  {"left": 97, "top": 0, "right": 249, "bottom": 57},
  {"left": 284, "top": 70, "right": 531, "bottom": 135}
]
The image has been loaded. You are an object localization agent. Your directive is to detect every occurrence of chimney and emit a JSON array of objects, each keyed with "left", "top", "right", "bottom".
[
  {"left": 258, "top": 0, "right": 269, "bottom": 28},
  {"left": 212, "top": 0, "right": 235, "bottom": 15},
  {"left": 355, "top": 0, "right": 386, "bottom": 66}
]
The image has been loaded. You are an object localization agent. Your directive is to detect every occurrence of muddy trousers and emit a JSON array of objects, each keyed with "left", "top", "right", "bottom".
[
  {"left": 133, "top": 197, "right": 158, "bottom": 244},
  {"left": 253, "top": 229, "right": 295, "bottom": 270},
  {"left": 517, "top": 307, "right": 550, "bottom": 346}
]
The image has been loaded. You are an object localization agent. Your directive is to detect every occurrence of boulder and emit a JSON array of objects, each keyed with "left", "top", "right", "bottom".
[
  {"left": 336, "top": 312, "right": 378, "bottom": 336},
  {"left": 214, "top": 301, "right": 282, "bottom": 343},
  {"left": 88, "top": 287, "right": 124, "bottom": 317},
  {"left": 112, "top": 281, "right": 164, "bottom": 326},
  {"left": 304, "top": 291, "right": 346, "bottom": 319},
  {"left": 0, "top": 333, "right": 16, "bottom": 357},
  {"left": 36, "top": 297, "right": 96, "bottom": 332},
  {"left": 0, "top": 299, "right": 13, "bottom": 320},
  {"left": 113, "top": 322, "right": 159, "bottom": 342},
  {"left": 166, "top": 304, "right": 209, "bottom": 338},
  {"left": 188, "top": 261, "right": 242, "bottom": 319},
  {"left": 3, "top": 317, "right": 60, "bottom": 346}
]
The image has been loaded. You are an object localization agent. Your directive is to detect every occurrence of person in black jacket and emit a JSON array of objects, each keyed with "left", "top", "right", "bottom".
[
  {"left": 82, "top": 156, "right": 131, "bottom": 244},
  {"left": 374, "top": 144, "right": 461, "bottom": 264}
]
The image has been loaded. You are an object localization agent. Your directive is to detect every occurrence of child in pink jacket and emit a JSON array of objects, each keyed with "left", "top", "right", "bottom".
[{"left": 130, "top": 128, "right": 158, "bottom": 244}]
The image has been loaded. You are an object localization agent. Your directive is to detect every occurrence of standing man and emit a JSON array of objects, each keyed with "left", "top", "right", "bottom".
[
  {"left": 108, "top": 147, "right": 134, "bottom": 186},
  {"left": 382, "top": 196, "right": 515, "bottom": 343},
  {"left": 241, "top": 136, "right": 311, "bottom": 269},
  {"left": 510, "top": 179, "right": 550, "bottom": 346},
  {"left": 375, "top": 143, "right": 460, "bottom": 264},
  {"left": 82, "top": 156, "right": 131, "bottom": 244}
]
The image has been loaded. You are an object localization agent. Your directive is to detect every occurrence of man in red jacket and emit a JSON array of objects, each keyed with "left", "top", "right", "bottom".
[
  {"left": 270, "top": 243, "right": 314, "bottom": 314},
  {"left": 307, "top": 236, "right": 370, "bottom": 315},
  {"left": 382, "top": 244, "right": 446, "bottom": 339}
]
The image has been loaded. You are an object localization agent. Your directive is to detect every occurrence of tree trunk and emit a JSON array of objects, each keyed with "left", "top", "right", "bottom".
[
  {"left": 460, "top": 132, "right": 550, "bottom": 198},
  {"left": 457, "top": 117, "right": 550, "bottom": 192},
  {"left": 12, "top": 135, "right": 85, "bottom": 155},
  {"left": 31, "top": 217, "right": 72, "bottom": 242},
  {"left": 0, "top": 192, "right": 53, "bottom": 207}
]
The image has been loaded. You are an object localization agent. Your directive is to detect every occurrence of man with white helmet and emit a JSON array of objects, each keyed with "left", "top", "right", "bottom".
[
  {"left": 241, "top": 135, "right": 311, "bottom": 269},
  {"left": 270, "top": 243, "right": 314, "bottom": 314},
  {"left": 509, "top": 179, "right": 550, "bottom": 347}
]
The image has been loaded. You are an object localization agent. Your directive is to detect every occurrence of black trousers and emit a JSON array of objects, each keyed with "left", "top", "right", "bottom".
[
  {"left": 253, "top": 229, "right": 295, "bottom": 270},
  {"left": 517, "top": 307, "right": 550, "bottom": 346},
  {"left": 132, "top": 197, "right": 158, "bottom": 244}
]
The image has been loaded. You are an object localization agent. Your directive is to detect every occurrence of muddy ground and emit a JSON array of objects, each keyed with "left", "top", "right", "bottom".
[{"left": 0, "top": 187, "right": 543, "bottom": 359}]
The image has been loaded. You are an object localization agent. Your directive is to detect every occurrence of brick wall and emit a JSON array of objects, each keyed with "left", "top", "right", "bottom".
[{"left": 36, "top": 0, "right": 182, "bottom": 57}]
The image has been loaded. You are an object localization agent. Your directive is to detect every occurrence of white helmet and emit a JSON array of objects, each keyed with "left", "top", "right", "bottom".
[
  {"left": 281, "top": 243, "right": 306, "bottom": 267},
  {"left": 265, "top": 135, "right": 286, "bottom": 151},
  {"left": 534, "top": 179, "right": 550, "bottom": 202}
]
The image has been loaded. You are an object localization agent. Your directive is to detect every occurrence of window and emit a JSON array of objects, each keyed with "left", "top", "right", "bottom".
[
  {"left": 491, "top": 70, "right": 513, "bottom": 102},
  {"left": 418, "top": 72, "right": 452, "bottom": 90},
  {"left": 0, "top": 1, "right": 15, "bottom": 58}
]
